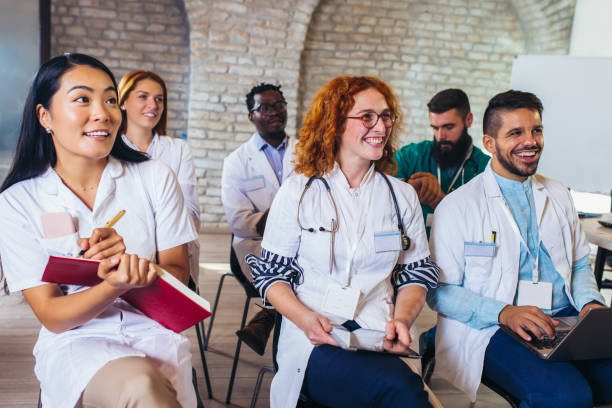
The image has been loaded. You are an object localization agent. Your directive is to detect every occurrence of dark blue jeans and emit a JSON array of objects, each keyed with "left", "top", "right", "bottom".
[
  {"left": 484, "top": 307, "right": 612, "bottom": 408},
  {"left": 303, "top": 344, "right": 432, "bottom": 408}
]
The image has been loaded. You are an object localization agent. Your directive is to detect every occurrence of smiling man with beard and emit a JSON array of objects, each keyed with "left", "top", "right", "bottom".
[
  {"left": 221, "top": 83, "right": 296, "bottom": 356},
  {"left": 427, "top": 90, "right": 610, "bottom": 407},
  {"left": 395, "top": 89, "right": 490, "bottom": 234}
]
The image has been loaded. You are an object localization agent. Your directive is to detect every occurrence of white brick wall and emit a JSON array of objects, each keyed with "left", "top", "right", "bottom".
[
  {"left": 183, "top": 0, "right": 319, "bottom": 227},
  {"left": 299, "top": 1, "right": 525, "bottom": 149},
  {"left": 44, "top": 0, "right": 576, "bottom": 228},
  {"left": 50, "top": 0, "right": 190, "bottom": 140}
]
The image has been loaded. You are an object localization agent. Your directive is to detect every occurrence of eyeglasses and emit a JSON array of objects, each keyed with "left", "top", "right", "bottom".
[
  {"left": 250, "top": 101, "right": 287, "bottom": 114},
  {"left": 346, "top": 111, "right": 397, "bottom": 129}
]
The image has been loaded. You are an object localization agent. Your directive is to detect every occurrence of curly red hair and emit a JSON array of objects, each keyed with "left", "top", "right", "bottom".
[{"left": 294, "top": 76, "right": 402, "bottom": 178}]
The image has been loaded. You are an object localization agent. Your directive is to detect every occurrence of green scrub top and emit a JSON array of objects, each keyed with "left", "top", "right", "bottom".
[{"left": 394, "top": 140, "right": 490, "bottom": 235}]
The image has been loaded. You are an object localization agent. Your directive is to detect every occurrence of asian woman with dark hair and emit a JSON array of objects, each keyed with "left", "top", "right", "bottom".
[{"left": 0, "top": 54, "right": 198, "bottom": 407}]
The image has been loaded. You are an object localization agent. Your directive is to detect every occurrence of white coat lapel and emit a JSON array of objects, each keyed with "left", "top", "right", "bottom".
[
  {"left": 532, "top": 175, "right": 548, "bottom": 229},
  {"left": 483, "top": 166, "right": 521, "bottom": 302},
  {"left": 247, "top": 134, "right": 280, "bottom": 190}
]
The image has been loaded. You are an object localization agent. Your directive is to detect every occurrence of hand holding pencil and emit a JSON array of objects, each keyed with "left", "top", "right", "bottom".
[{"left": 78, "top": 210, "right": 127, "bottom": 260}]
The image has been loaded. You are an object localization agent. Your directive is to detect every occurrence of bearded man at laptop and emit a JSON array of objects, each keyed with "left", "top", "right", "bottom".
[{"left": 428, "top": 90, "right": 612, "bottom": 408}]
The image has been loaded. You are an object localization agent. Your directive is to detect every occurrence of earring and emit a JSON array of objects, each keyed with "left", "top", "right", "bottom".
[{"left": 45, "top": 127, "right": 52, "bottom": 134}]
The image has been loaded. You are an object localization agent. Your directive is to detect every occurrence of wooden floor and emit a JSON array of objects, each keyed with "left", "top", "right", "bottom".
[{"left": 2, "top": 231, "right": 580, "bottom": 408}]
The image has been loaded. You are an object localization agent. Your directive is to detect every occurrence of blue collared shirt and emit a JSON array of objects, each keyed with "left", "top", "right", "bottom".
[
  {"left": 428, "top": 173, "right": 603, "bottom": 329},
  {"left": 254, "top": 133, "right": 286, "bottom": 183},
  {"left": 493, "top": 173, "right": 571, "bottom": 313}
]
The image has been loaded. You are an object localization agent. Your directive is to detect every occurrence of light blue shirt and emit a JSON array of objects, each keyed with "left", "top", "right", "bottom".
[
  {"left": 254, "top": 133, "right": 286, "bottom": 183},
  {"left": 428, "top": 173, "right": 603, "bottom": 329},
  {"left": 494, "top": 173, "right": 571, "bottom": 314}
]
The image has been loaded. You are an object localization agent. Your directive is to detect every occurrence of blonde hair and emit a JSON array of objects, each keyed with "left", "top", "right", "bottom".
[
  {"left": 294, "top": 76, "right": 402, "bottom": 178},
  {"left": 118, "top": 70, "right": 168, "bottom": 136}
]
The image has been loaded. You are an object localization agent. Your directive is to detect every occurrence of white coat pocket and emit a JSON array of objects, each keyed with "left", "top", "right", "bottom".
[
  {"left": 243, "top": 175, "right": 266, "bottom": 192},
  {"left": 463, "top": 255, "right": 494, "bottom": 292},
  {"left": 40, "top": 232, "right": 81, "bottom": 257}
]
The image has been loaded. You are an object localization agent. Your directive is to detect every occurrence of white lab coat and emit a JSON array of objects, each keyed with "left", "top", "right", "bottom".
[
  {"left": 122, "top": 133, "right": 201, "bottom": 282},
  {"left": 221, "top": 133, "right": 296, "bottom": 274},
  {"left": 430, "top": 164, "right": 591, "bottom": 401},
  {"left": 0, "top": 158, "right": 198, "bottom": 408},
  {"left": 260, "top": 164, "right": 430, "bottom": 407}
]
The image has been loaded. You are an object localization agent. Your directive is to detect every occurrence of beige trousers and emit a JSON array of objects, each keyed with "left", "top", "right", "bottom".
[{"left": 79, "top": 356, "right": 182, "bottom": 408}]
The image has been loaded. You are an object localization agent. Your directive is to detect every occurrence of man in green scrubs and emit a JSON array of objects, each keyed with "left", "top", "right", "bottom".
[{"left": 395, "top": 89, "right": 490, "bottom": 234}]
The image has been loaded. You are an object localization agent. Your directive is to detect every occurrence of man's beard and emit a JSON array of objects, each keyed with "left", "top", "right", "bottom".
[
  {"left": 432, "top": 128, "right": 472, "bottom": 169},
  {"left": 496, "top": 142, "right": 542, "bottom": 179}
]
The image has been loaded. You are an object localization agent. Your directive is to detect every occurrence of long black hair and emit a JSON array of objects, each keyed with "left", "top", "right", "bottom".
[{"left": 0, "top": 53, "right": 148, "bottom": 193}]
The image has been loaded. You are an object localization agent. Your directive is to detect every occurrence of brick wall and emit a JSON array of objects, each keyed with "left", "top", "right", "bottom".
[
  {"left": 183, "top": 0, "right": 319, "bottom": 227},
  {"left": 42, "top": 0, "right": 576, "bottom": 229},
  {"left": 512, "top": 0, "right": 576, "bottom": 54},
  {"left": 50, "top": 0, "right": 190, "bottom": 139},
  {"left": 299, "top": 0, "right": 524, "bottom": 148}
]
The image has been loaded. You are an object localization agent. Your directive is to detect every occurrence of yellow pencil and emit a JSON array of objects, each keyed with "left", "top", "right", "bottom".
[
  {"left": 104, "top": 210, "right": 126, "bottom": 228},
  {"left": 78, "top": 210, "right": 126, "bottom": 256}
]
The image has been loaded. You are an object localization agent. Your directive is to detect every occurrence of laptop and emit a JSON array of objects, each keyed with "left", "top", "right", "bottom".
[
  {"left": 500, "top": 308, "right": 612, "bottom": 361},
  {"left": 330, "top": 324, "right": 421, "bottom": 358}
]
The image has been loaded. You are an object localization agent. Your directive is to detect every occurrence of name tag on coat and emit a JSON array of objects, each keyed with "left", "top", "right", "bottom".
[
  {"left": 374, "top": 231, "right": 402, "bottom": 253},
  {"left": 322, "top": 283, "right": 361, "bottom": 321},
  {"left": 243, "top": 175, "right": 266, "bottom": 192},
  {"left": 464, "top": 242, "right": 495, "bottom": 257},
  {"left": 516, "top": 280, "right": 553, "bottom": 309}
]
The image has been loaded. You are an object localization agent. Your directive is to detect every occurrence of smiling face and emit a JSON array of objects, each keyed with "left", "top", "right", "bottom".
[
  {"left": 483, "top": 108, "right": 544, "bottom": 181},
  {"left": 121, "top": 78, "right": 164, "bottom": 134},
  {"left": 337, "top": 87, "right": 392, "bottom": 170},
  {"left": 37, "top": 65, "right": 121, "bottom": 165}
]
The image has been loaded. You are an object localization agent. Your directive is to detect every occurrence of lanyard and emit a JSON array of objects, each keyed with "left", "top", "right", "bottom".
[
  {"left": 499, "top": 199, "right": 542, "bottom": 283},
  {"left": 437, "top": 144, "right": 474, "bottom": 194},
  {"left": 335, "top": 180, "right": 373, "bottom": 287}
]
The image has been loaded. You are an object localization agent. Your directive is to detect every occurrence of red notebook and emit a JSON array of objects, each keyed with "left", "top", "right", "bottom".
[{"left": 42, "top": 255, "right": 211, "bottom": 333}]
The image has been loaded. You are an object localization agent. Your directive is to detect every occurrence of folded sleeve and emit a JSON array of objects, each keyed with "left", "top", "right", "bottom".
[
  {"left": 392, "top": 256, "right": 440, "bottom": 292},
  {"left": 245, "top": 248, "right": 304, "bottom": 307}
]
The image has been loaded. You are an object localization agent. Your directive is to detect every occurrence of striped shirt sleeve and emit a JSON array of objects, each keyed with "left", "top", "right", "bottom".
[
  {"left": 391, "top": 255, "right": 440, "bottom": 292},
  {"left": 245, "top": 248, "right": 304, "bottom": 307}
]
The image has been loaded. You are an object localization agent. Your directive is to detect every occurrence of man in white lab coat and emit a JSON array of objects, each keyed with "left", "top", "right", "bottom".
[
  {"left": 221, "top": 83, "right": 296, "bottom": 355},
  {"left": 428, "top": 90, "right": 612, "bottom": 407}
]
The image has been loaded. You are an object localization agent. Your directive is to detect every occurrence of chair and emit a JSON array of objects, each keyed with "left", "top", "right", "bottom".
[
  {"left": 225, "top": 241, "right": 262, "bottom": 403},
  {"left": 204, "top": 235, "right": 262, "bottom": 404},
  {"left": 420, "top": 331, "right": 519, "bottom": 408},
  {"left": 188, "top": 277, "right": 214, "bottom": 400}
]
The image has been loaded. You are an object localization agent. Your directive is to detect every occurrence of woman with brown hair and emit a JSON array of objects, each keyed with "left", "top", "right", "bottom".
[
  {"left": 246, "top": 76, "right": 439, "bottom": 407},
  {"left": 118, "top": 71, "right": 200, "bottom": 282}
]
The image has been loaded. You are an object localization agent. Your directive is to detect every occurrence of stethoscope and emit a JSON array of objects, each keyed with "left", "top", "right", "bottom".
[
  {"left": 436, "top": 144, "right": 474, "bottom": 194},
  {"left": 297, "top": 168, "right": 411, "bottom": 275}
]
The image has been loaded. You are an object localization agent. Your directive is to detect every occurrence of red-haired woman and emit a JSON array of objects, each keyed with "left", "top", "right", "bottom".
[
  {"left": 246, "top": 76, "right": 439, "bottom": 407},
  {"left": 118, "top": 71, "right": 200, "bottom": 282}
]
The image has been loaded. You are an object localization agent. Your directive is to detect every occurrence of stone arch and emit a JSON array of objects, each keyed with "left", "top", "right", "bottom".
[
  {"left": 183, "top": 0, "right": 321, "bottom": 227},
  {"left": 510, "top": 0, "right": 576, "bottom": 54},
  {"left": 298, "top": 0, "right": 526, "bottom": 146}
]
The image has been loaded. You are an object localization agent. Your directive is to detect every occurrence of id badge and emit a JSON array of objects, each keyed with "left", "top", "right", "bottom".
[
  {"left": 322, "top": 283, "right": 361, "bottom": 321},
  {"left": 243, "top": 175, "right": 265, "bottom": 192},
  {"left": 516, "top": 280, "right": 553, "bottom": 309},
  {"left": 464, "top": 242, "right": 495, "bottom": 257},
  {"left": 374, "top": 231, "right": 402, "bottom": 253}
]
